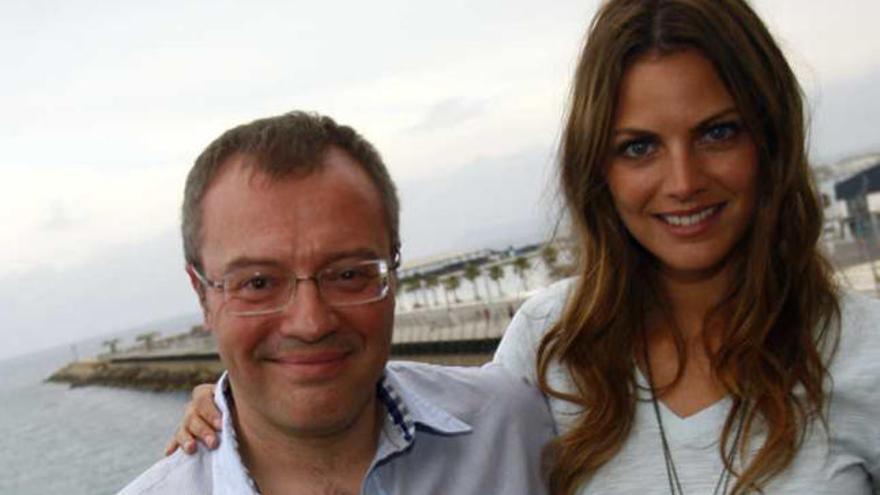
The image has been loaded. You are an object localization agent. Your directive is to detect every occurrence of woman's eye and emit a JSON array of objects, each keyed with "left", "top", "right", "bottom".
[
  {"left": 617, "top": 138, "right": 655, "bottom": 159},
  {"left": 703, "top": 121, "right": 740, "bottom": 142}
]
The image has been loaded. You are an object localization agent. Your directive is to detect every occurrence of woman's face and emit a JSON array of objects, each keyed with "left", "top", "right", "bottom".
[{"left": 606, "top": 49, "right": 758, "bottom": 282}]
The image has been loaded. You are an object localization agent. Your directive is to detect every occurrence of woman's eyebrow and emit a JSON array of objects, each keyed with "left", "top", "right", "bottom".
[
  {"left": 611, "top": 127, "right": 657, "bottom": 139},
  {"left": 692, "top": 107, "right": 739, "bottom": 131}
]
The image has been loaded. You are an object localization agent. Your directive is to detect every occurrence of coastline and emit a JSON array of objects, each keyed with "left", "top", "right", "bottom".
[{"left": 47, "top": 357, "right": 223, "bottom": 392}]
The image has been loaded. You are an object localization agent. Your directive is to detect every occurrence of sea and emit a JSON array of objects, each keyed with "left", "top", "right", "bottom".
[{"left": 0, "top": 322, "right": 199, "bottom": 495}]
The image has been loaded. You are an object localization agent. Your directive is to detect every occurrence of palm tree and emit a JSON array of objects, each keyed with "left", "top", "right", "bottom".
[
  {"left": 424, "top": 274, "right": 441, "bottom": 307},
  {"left": 541, "top": 244, "right": 559, "bottom": 271},
  {"left": 512, "top": 256, "right": 531, "bottom": 292},
  {"left": 542, "top": 243, "right": 565, "bottom": 280},
  {"left": 463, "top": 263, "right": 482, "bottom": 301},
  {"left": 443, "top": 275, "right": 462, "bottom": 304},
  {"left": 135, "top": 331, "right": 160, "bottom": 351},
  {"left": 102, "top": 338, "right": 120, "bottom": 355},
  {"left": 488, "top": 264, "right": 505, "bottom": 298},
  {"left": 482, "top": 268, "right": 494, "bottom": 302},
  {"left": 404, "top": 276, "right": 426, "bottom": 308}
]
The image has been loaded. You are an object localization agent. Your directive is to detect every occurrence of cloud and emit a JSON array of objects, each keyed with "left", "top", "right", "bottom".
[
  {"left": 810, "top": 66, "right": 880, "bottom": 164},
  {"left": 0, "top": 228, "right": 200, "bottom": 361},
  {"left": 41, "top": 201, "right": 76, "bottom": 231},
  {"left": 754, "top": 0, "right": 880, "bottom": 86},
  {"left": 408, "top": 98, "right": 488, "bottom": 133},
  {"left": 1, "top": 0, "right": 879, "bottom": 361},
  {"left": 0, "top": 163, "right": 185, "bottom": 274},
  {"left": 398, "top": 145, "right": 558, "bottom": 262}
]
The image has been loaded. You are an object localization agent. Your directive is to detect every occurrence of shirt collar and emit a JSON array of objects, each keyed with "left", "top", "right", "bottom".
[
  {"left": 212, "top": 372, "right": 261, "bottom": 495},
  {"left": 210, "top": 366, "right": 473, "bottom": 489},
  {"left": 373, "top": 365, "right": 471, "bottom": 462}
]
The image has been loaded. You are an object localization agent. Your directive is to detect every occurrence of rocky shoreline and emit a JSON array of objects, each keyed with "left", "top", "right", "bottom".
[
  {"left": 46, "top": 349, "right": 495, "bottom": 392},
  {"left": 47, "top": 358, "right": 223, "bottom": 392}
]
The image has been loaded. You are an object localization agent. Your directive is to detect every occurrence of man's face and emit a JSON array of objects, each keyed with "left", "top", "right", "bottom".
[{"left": 193, "top": 147, "right": 395, "bottom": 438}]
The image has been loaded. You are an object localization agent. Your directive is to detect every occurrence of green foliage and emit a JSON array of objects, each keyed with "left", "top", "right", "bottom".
[
  {"left": 541, "top": 244, "right": 558, "bottom": 267},
  {"left": 512, "top": 256, "right": 531, "bottom": 291}
]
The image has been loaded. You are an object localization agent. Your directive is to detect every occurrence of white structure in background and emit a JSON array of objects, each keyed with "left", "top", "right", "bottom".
[
  {"left": 392, "top": 240, "right": 575, "bottom": 345},
  {"left": 396, "top": 241, "right": 572, "bottom": 312},
  {"left": 815, "top": 152, "right": 880, "bottom": 296},
  {"left": 815, "top": 152, "right": 880, "bottom": 243}
]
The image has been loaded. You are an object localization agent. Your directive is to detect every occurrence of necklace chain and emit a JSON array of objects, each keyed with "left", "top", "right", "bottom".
[{"left": 640, "top": 333, "right": 746, "bottom": 495}]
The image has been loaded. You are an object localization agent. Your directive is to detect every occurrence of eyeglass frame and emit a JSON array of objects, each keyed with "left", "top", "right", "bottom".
[{"left": 189, "top": 257, "right": 396, "bottom": 317}]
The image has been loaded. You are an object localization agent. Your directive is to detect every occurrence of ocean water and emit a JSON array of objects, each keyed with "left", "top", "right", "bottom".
[{"left": 0, "top": 346, "right": 191, "bottom": 495}]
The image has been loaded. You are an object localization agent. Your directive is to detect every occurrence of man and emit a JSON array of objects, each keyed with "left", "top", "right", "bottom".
[{"left": 119, "top": 111, "right": 554, "bottom": 494}]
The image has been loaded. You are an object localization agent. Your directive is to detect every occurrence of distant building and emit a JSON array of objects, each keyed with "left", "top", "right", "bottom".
[
  {"left": 816, "top": 152, "right": 880, "bottom": 242},
  {"left": 398, "top": 248, "right": 498, "bottom": 280}
]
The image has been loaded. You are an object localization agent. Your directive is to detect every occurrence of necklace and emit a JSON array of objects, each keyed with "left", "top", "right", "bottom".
[{"left": 640, "top": 335, "right": 746, "bottom": 495}]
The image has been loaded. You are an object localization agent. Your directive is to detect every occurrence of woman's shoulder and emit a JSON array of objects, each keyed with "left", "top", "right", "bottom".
[
  {"left": 838, "top": 288, "right": 880, "bottom": 332},
  {"left": 828, "top": 288, "right": 880, "bottom": 381},
  {"left": 493, "top": 277, "right": 576, "bottom": 382},
  {"left": 505, "top": 277, "right": 576, "bottom": 344},
  {"left": 834, "top": 289, "right": 880, "bottom": 354},
  {"left": 519, "top": 277, "right": 576, "bottom": 319},
  {"left": 821, "top": 290, "right": 880, "bottom": 462}
]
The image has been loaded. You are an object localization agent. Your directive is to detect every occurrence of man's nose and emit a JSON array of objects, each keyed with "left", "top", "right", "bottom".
[
  {"left": 663, "top": 146, "right": 707, "bottom": 200},
  {"left": 277, "top": 278, "right": 339, "bottom": 341}
]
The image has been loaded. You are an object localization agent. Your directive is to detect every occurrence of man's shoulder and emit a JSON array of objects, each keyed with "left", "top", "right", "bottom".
[
  {"left": 384, "top": 361, "right": 550, "bottom": 423},
  {"left": 117, "top": 449, "right": 213, "bottom": 495}
]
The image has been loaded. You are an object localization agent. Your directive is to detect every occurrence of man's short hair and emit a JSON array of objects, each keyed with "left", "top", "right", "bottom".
[{"left": 182, "top": 111, "right": 400, "bottom": 270}]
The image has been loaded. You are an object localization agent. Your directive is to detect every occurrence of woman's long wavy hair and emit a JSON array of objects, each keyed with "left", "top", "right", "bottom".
[{"left": 537, "top": 0, "right": 840, "bottom": 493}]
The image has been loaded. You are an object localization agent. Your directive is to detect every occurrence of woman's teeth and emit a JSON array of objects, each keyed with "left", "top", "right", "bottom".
[{"left": 660, "top": 205, "right": 719, "bottom": 227}]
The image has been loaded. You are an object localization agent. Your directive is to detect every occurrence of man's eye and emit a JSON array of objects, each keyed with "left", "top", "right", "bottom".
[
  {"left": 322, "top": 264, "right": 381, "bottom": 291},
  {"left": 336, "top": 268, "right": 368, "bottom": 281},
  {"left": 240, "top": 275, "right": 278, "bottom": 291}
]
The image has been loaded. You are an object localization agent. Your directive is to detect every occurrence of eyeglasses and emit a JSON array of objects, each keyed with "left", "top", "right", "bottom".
[{"left": 191, "top": 259, "right": 392, "bottom": 316}]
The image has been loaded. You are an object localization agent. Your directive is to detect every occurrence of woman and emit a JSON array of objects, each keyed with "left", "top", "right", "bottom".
[
  {"left": 495, "top": 0, "right": 880, "bottom": 492},
  {"left": 171, "top": 0, "right": 880, "bottom": 493}
]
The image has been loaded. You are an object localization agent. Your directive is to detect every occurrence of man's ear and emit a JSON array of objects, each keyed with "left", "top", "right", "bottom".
[
  {"left": 388, "top": 272, "right": 398, "bottom": 311},
  {"left": 185, "top": 265, "right": 214, "bottom": 330}
]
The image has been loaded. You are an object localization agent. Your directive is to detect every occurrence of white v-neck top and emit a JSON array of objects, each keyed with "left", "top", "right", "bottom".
[{"left": 495, "top": 278, "right": 880, "bottom": 494}]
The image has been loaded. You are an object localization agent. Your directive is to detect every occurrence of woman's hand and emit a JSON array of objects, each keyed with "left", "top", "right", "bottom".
[{"left": 164, "top": 383, "right": 223, "bottom": 456}]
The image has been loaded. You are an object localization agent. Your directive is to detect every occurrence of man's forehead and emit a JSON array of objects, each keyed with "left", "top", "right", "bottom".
[
  {"left": 210, "top": 147, "right": 378, "bottom": 196},
  {"left": 198, "top": 149, "right": 391, "bottom": 271}
]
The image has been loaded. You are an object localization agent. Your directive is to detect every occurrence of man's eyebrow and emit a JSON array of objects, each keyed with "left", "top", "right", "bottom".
[
  {"left": 322, "top": 248, "right": 383, "bottom": 264},
  {"left": 222, "top": 248, "right": 383, "bottom": 272},
  {"left": 223, "top": 257, "right": 284, "bottom": 273}
]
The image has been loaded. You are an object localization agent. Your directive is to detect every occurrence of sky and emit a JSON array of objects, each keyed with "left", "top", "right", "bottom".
[{"left": 1, "top": 0, "right": 879, "bottom": 361}]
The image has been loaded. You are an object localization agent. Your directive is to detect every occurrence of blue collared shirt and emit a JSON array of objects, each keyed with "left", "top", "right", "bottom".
[{"left": 118, "top": 361, "right": 555, "bottom": 494}]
